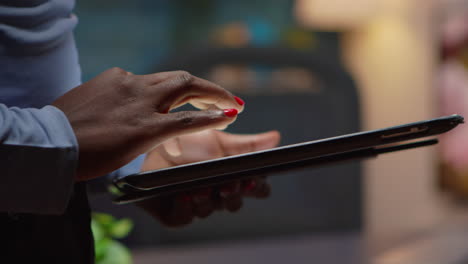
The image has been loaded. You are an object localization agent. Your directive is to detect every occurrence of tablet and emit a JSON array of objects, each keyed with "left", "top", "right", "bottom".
[{"left": 112, "top": 115, "right": 464, "bottom": 204}]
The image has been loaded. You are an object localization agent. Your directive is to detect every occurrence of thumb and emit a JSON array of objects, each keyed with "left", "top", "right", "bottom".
[
  {"left": 159, "top": 109, "right": 238, "bottom": 138},
  {"left": 215, "top": 130, "right": 281, "bottom": 156}
]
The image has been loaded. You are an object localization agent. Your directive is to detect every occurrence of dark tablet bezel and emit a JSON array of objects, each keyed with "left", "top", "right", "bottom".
[
  {"left": 113, "top": 138, "right": 439, "bottom": 204},
  {"left": 114, "top": 115, "right": 462, "bottom": 191}
]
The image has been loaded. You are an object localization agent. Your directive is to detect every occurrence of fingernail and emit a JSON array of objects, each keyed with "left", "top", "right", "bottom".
[
  {"left": 223, "top": 109, "right": 238, "bottom": 117},
  {"left": 234, "top": 96, "right": 245, "bottom": 106},
  {"left": 244, "top": 180, "right": 257, "bottom": 191}
]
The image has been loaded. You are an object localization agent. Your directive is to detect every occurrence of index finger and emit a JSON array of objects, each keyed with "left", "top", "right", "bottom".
[
  {"left": 148, "top": 71, "right": 245, "bottom": 113},
  {"left": 172, "top": 75, "right": 245, "bottom": 113}
]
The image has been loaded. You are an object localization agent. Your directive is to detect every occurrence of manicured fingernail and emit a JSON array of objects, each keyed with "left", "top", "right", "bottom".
[
  {"left": 223, "top": 109, "right": 238, "bottom": 117},
  {"left": 234, "top": 96, "right": 245, "bottom": 106},
  {"left": 244, "top": 180, "right": 257, "bottom": 191}
]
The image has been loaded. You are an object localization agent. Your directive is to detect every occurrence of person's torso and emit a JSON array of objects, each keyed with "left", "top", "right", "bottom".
[
  {"left": 0, "top": 0, "right": 81, "bottom": 108},
  {"left": 0, "top": 2, "right": 94, "bottom": 263}
]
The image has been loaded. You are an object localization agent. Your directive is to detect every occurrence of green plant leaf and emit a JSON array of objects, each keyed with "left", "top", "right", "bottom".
[
  {"left": 91, "top": 219, "right": 104, "bottom": 242},
  {"left": 108, "top": 185, "right": 124, "bottom": 196},
  {"left": 98, "top": 240, "right": 132, "bottom": 264},
  {"left": 92, "top": 212, "right": 117, "bottom": 235},
  {"left": 94, "top": 237, "right": 112, "bottom": 261},
  {"left": 93, "top": 213, "right": 115, "bottom": 226},
  {"left": 92, "top": 212, "right": 134, "bottom": 264},
  {"left": 109, "top": 218, "right": 133, "bottom": 239}
]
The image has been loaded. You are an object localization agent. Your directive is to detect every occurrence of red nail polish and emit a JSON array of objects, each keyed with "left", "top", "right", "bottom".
[
  {"left": 244, "top": 180, "right": 257, "bottom": 191},
  {"left": 224, "top": 109, "right": 238, "bottom": 117},
  {"left": 234, "top": 96, "right": 245, "bottom": 106}
]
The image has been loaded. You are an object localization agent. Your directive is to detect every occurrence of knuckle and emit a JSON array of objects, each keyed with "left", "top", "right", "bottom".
[
  {"left": 175, "top": 112, "right": 195, "bottom": 127},
  {"left": 108, "top": 67, "right": 128, "bottom": 77},
  {"left": 174, "top": 71, "right": 194, "bottom": 87},
  {"left": 248, "top": 140, "right": 257, "bottom": 153},
  {"left": 111, "top": 68, "right": 139, "bottom": 95}
]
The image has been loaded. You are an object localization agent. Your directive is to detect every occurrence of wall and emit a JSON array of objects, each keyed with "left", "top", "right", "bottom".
[{"left": 296, "top": 0, "right": 454, "bottom": 254}]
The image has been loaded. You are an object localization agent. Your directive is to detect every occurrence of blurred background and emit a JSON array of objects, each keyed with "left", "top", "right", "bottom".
[{"left": 75, "top": 0, "right": 468, "bottom": 263}]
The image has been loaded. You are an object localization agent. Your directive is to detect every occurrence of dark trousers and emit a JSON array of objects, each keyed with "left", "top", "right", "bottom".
[{"left": 0, "top": 182, "right": 94, "bottom": 263}]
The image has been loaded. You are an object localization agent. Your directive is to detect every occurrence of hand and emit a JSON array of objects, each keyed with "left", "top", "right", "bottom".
[
  {"left": 52, "top": 68, "right": 244, "bottom": 181},
  {"left": 137, "top": 129, "right": 281, "bottom": 227}
]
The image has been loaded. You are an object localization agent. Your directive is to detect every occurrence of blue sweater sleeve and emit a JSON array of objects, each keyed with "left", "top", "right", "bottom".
[
  {"left": 0, "top": 0, "right": 145, "bottom": 200},
  {"left": 0, "top": 103, "right": 78, "bottom": 214}
]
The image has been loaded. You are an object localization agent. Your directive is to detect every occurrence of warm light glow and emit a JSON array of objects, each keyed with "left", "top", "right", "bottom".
[
  {"left": 295, "top": 0, "right": 445, "bottom": 253},
  {"left": 213, "top": 22, "right": 251, "bottom": 48},
  {"left": 294, "top": 0, "right": 380, "bottom": 29}
]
